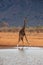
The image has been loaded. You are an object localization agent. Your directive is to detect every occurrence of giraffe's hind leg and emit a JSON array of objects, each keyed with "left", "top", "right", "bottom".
[
  {"left": 17, "top": 36, "right": 24, "bottom": 50},
  {"left": 21, "top": 37, "right": 23, "bottom": 41},
  {"left": 17, "top": 35, "right": 21, "bottom": 47}
]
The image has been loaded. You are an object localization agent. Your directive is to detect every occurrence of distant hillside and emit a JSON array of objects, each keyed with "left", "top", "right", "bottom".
[{"left": 0, "top": 21, "right": 9, "bottom": 27}]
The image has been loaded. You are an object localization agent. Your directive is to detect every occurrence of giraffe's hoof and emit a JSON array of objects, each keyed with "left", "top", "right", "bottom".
[
  {"left": 18, "top": 47, "right": 23, "bottom": 50},
  {"left": 17, "top": 44, "right": 19, "bottom": 47}
]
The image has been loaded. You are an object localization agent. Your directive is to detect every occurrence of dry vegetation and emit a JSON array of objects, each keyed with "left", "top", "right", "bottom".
[{"left": 0, "top": 27, "right": 43, "bottom": 47}]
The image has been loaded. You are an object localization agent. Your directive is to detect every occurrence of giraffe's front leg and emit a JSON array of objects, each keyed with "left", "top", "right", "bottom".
[
  {"left": 25, "top": 35, "right": 30, "bottom": 46},
  {"left": 21, "top": 37, "right": 25, "bottom": 47}
]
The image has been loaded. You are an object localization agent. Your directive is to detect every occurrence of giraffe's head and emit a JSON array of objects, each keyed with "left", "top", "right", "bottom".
[{"left": 24, "top": 17, "right": 28, "bottom": 24}]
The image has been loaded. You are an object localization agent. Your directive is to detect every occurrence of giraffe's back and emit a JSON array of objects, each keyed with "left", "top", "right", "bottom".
[{"left": 19, "top": 29, "right": 25, "bottom": 36}]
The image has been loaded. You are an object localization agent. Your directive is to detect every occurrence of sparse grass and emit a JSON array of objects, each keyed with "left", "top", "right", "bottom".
[
  {"left": 0, "top": 26, "right": 43, "bottom": 47},
  {"left": 0, "top": 26, "right": 43, "bottom": 33}
]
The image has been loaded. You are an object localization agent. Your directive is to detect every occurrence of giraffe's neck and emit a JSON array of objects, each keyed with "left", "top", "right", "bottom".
[{"left": 22, "top": 20, "right": 26, "bottom": 30}]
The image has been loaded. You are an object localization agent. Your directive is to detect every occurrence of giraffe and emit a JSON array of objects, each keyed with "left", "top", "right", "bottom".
[{"left": 17, "top": 17, "right": 29, "bottom": 47}]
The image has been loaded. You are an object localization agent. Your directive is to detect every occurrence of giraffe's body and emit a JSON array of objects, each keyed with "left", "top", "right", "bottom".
[
  {"left": 19, "top": 27, "right": 25, "bottom": 41},
  {"left": 18, "top": 19, "right": 26, "bottom": 42}
]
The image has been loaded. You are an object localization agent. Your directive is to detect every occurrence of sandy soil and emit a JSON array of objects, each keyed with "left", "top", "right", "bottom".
[{"left": 0, "top": 32, "right": 43, "bottom": 47}]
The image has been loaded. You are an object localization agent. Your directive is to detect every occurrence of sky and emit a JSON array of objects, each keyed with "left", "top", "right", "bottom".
[{"left": 0, "top": 0, "right": 43, "bottom": 26}]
